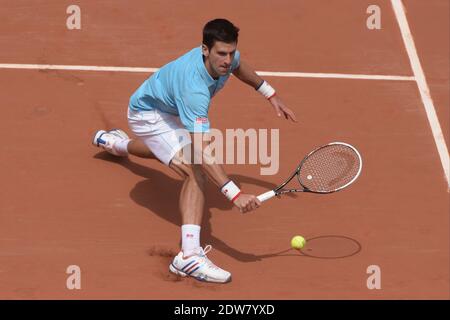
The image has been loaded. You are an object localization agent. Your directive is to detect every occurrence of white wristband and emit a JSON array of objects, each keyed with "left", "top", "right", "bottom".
[
  {"left": 257, "top": 81, "right": 276, "bottom": 99},
  {"left": 220, "top": 180, "right": 241, "bottom": 202}
]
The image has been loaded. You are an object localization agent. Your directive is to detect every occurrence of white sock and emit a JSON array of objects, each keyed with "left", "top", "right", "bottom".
[
  {"left": 181, "top": 224, "right": 201, "bottom": 257},
  {"left": 113, "top": 138, "right": 130, "bottom": 156}
]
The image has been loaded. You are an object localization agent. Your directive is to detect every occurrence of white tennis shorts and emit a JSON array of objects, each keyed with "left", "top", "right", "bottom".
[{"left": 127, "top": 108, "right": 191, "bottom": 165}]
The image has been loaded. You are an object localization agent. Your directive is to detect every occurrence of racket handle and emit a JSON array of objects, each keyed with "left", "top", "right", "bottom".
[{"left": 257, "top": 190, "right": 276, "bottom": 203}]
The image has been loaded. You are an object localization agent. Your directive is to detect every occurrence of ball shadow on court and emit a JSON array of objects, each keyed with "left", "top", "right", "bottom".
[{"left": 257, "top": 235, "right": 362, "bottom": 259}]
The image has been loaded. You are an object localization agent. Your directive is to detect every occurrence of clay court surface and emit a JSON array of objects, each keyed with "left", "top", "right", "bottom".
[{"left": 0, "top": 0, "right": 448, "bottom": 299}]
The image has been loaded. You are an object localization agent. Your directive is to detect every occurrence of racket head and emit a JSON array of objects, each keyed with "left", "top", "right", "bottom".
[{"left": 297, "top": 142, "right": 362, "bottom": 193}]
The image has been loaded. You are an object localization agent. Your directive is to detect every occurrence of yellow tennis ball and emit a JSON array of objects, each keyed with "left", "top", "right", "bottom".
[{"left": 291, "top": 235, "right": 306, "bottom": 250}]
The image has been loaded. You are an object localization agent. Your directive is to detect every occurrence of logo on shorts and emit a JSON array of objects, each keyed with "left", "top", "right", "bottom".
[{"left": 196, "top": 117, "right": 209, "bottom": 124}]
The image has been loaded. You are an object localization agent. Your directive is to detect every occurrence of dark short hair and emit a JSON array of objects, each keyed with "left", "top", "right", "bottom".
[{"left": 202, "top": 19, "right": 239, "bottom": 50}]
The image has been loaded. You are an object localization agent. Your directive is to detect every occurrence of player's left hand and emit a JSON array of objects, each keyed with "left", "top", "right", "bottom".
[{"left": 269, "top": 96, "right": 297, "bottom": 122}]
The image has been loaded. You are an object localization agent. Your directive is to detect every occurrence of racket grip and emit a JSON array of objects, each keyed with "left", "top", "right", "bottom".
[{"left": 257, "top": 190, "right": 276, "bottom": 203}]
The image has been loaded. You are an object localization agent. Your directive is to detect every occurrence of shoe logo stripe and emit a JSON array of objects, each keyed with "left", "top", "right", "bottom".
[
  {"left": 181, "top": 260, "right": 195, "bottom": 271},
  {"left": 184, "top": 262, "right": 199, "bottom": 274},
  {"left": 188, "top": 266, "right": 201, "bottom": 275}
]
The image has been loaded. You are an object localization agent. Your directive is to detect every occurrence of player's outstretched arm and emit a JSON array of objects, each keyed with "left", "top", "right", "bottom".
[
  {"left": 190, "top": 133, "right": 261, "bottom": 213},
  {"left": 233, "top": 60, "right": 297, "bottom": 122},
  {"left": 232, "top": 60, "right": 263, "bottom": 89}
]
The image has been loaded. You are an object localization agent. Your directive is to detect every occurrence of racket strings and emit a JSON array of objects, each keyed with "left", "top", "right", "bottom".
[{"left": 298, "top": 144, "right": 361, "bottom": 192}]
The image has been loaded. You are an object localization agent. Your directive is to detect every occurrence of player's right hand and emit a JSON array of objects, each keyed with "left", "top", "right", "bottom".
[{"left": 233, "top": 194, "right": 261, "bottom": 213}]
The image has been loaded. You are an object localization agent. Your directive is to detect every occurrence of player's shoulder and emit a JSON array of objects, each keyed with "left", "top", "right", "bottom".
[
  {"left": 178, "top": 49, "right": 209, "bottom": 89},
  {"left": 157, "top": 46, "right": 200, "bottom": 72},
  {"left": 173, "top": 46, "right": 202, "bottom": 67},
  {"left": 171, "top": 47, "right": 201, "bottom": 75},
  {"left": 170, "top": 47, "right": 210, "bottom": 103}
]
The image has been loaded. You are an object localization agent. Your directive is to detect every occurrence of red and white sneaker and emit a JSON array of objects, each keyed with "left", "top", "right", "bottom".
[
  {"left": 169, "top": 245, "right": 231, "bottom": 283},
  {"left": 92, "top": 129, "right": 129, "bottom": 156}
]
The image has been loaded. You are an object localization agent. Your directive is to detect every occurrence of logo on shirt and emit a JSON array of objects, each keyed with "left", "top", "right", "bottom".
[{"left": 196, "top": 117, "right": 209, "bottom": 124}]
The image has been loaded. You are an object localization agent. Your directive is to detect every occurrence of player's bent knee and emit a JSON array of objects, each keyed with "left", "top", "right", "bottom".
[
  {"left": 170, "top": 157, "right": 206, "bottom": 185},
  {"left": 192, "top": 166, "right": 207, "bottom": 185}
]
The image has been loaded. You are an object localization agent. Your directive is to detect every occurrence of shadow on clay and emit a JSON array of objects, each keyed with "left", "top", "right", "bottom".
[{"left": 94, "top": 152, "right": 298, "bottom": 263}]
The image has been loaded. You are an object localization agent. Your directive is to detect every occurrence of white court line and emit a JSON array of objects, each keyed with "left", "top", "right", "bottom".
[
  {"left": 0, "top": 63, "right": 159, "bottom": 73},
  {"left": 0, "top": 63, "right": 415, "bottom": 81},
  {"left": 391, "top": 0, "right": 450, "bottom": 188},
  {"left": 256, "top": 71, "right": 413, "bottom": 81}
]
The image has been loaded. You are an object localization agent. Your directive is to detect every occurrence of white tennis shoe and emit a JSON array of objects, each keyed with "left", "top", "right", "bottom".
[
  {"left": 169, "top": 245, "right": 231, "bottom": 283},
  {"left": 92, "top": 129, "right": 129, "bottom": 156}
]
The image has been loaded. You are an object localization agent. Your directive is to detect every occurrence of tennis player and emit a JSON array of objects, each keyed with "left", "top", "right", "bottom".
[{"left": 92, "top": 18, "right": 297, "bottom": 283}]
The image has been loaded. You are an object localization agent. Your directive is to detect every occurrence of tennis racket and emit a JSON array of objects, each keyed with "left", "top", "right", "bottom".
[{"left": 257, "top": 142, "right": 362, "bottom": 202}]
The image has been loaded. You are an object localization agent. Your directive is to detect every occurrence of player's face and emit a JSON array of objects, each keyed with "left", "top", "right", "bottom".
[{"left": 202, "top": 41, "right": 237, "bottom": 78}]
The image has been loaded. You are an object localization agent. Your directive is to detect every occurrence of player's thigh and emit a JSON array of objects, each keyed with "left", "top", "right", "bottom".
[{"left": 128, "top": 108, "right": 191, "bottom": 166}]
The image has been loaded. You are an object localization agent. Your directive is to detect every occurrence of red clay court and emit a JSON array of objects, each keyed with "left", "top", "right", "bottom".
[{"left": 0, "top": 0, "right": 448, "bottom": 299}]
